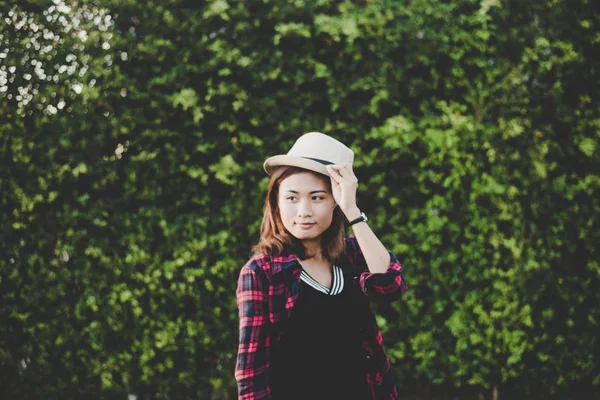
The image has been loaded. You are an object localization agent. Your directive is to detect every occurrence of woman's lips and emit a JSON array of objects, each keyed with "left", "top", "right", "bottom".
[{"left": 297, "top": 223, "right": 316, "bottom": 230}]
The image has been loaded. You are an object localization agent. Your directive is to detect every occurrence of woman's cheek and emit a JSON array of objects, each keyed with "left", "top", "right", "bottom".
[{"left": 280, "top": 205, "right": 295, "bottom": 226}]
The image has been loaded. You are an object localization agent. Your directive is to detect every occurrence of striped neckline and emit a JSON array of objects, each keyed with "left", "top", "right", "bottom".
[{"left": 300, "top": 265, "right": 344, "bottom": 296}]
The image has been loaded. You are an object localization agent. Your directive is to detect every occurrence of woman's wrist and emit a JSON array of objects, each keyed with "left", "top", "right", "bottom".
[{"left": 344, "top": 206, "right": 361, "bottom": 221}]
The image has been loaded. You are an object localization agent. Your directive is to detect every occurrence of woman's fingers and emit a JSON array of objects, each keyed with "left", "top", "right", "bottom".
[
  {"left": 326, "top": 165, "right": 343, "bottom": 179},
  {"left": 327, "top": 164, "right": 359, "bottom": 189},
  {"left": 328, "top": 164, "right": 353, "bottom": 180},
  {"left": 332, "top": 163, "right": 358, "bottom": 185},
  {"left": 326, "top": 171, "right": 341, "bottom": 189},
  {"left": 342, "top": 164, "right": 356, "bottom": 181}
]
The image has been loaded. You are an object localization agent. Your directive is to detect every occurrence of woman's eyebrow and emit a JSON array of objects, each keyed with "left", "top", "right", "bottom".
[{"left": 284, "top": 189, "right": 328, "bottom": 194}]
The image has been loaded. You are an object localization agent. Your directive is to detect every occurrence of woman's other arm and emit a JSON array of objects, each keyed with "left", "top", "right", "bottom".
[{"left": 235, "top": 259, "right": 272, "bottom": 399}]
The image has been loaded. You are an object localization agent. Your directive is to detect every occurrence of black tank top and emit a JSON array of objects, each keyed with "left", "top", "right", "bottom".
[{"left": 270, "top": 267, "right": 372, "bottom": 400}]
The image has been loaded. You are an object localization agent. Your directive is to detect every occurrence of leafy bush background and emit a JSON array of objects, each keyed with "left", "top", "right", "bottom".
[{"left": 1, "top": 0, "right": 598, "bottom": 399}]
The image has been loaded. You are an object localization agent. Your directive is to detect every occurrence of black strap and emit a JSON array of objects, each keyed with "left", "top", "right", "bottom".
[{"left": 302, "top": 156, "right": 334, "bottom": 165}]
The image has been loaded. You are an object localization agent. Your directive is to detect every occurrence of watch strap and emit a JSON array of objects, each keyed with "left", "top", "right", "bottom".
[{"left": 348, "top": 212, "right": 367, "bottom": 226}]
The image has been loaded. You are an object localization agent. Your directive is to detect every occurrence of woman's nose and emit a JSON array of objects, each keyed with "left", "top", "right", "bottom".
[{"left": 297, "top": 200, "right": 312, "bottom": 217}]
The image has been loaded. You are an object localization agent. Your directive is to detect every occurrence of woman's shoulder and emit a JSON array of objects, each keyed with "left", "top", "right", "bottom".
[
  {"left": 242, "top": 252, "right": 272, "bottom": 275},
  {"left": 241, "top": 246, "right": 298, "bottom": 278},
  {"left": 345, "top": 234, "right": 358, "bottom": 243},
  {"left": 344, "top": 234, "right": 360, "bottom": 252}
]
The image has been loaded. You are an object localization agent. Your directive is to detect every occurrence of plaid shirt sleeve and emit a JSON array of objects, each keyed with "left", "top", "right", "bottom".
[
  {"left": 346, "top": 234, "right": 408, "bottom": 303},
  {"left": 235, "top": 258, "right": 272, "bottom": 399}
]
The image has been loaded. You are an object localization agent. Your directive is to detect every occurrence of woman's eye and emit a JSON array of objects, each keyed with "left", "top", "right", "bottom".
[
  {"left": 287, "top": 196, "right": 297, "bottom": 201},
  {"left": 313, "top": 196, "right": 324, "bottom": 201}
]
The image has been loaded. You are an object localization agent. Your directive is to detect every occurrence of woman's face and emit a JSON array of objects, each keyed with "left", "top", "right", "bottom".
[{"left": 278, "top": 172, "right": 337, "bottom": 242}]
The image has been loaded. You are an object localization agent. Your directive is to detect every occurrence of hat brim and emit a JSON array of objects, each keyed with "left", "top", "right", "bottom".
[{"left": 263, "top": 155, "right": 330, "bottom": 177}]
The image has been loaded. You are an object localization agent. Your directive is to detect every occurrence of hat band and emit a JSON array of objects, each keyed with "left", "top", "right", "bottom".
[{"left": 302, "top": 156, "right": 334, "bottom": 165}]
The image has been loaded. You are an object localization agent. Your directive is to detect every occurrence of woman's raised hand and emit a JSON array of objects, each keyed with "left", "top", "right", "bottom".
[{"left": 326, "top": 163, "right": 360, "bottom": 217}]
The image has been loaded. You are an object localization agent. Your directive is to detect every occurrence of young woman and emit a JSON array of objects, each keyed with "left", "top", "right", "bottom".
[{"left": 235, "top": 132, "right": 408, "bottom": 400}]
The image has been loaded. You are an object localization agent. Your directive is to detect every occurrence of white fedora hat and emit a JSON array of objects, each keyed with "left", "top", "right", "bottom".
[{"left": 263, "top": 132, "right": 354, "bottom": 176}]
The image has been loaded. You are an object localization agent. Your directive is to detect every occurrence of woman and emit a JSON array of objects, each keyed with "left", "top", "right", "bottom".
[{"left": 235, "top": 132, "right": 408, "bottom": 400}]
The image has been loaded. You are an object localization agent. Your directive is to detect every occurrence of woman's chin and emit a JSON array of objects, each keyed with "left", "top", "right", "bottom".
[{"left": 291, "top": 230, "right": 320, "bottom": 241}]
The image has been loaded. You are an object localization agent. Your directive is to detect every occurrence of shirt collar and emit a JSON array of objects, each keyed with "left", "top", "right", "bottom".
[{"left": 270, "top": 244, "right": 301, "bottom": 275}]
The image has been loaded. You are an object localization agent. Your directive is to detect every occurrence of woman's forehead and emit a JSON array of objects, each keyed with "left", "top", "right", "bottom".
[{"left": 279, "top": 172, "right": 329, "bottom": 191}]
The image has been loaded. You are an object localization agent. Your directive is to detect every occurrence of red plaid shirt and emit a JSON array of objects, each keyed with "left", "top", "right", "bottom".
[{"left": 235, "top": 234, "right": 408, "bottom": 399}]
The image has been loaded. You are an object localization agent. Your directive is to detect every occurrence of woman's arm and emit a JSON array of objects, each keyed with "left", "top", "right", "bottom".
[
  {"left": 326, "top": 163, "right": 393, "bottom": 273},
  {"left": 235, "top": 259, "right": 272, "bottom": 399},
  {"left": 343, "top": 206, "right": 390, "bottom": 273},
  {"left": 327, "top": 163, "right": 407, "bottom": 302},
  {"left": 346, "top": 234, "right": 408, "bottom": 303}
]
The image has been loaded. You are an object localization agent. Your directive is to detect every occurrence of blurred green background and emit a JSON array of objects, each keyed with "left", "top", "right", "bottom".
[{"left": 1, "top": 0, "right": 599, "bottom": 399}]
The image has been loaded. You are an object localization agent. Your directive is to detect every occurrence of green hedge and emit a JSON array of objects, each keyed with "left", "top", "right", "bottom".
[{"left": 1, "top": 0, "right": 598, "bottom": 399}]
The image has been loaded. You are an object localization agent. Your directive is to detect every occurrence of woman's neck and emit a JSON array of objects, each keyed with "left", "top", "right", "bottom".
[{"left": 301, "top": 238, "right": 324, "bottom": 261}]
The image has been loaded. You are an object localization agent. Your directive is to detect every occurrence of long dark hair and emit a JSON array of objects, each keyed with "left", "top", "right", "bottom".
[{"left": 252, "top": 166, "right": 347, "bottom": 262}]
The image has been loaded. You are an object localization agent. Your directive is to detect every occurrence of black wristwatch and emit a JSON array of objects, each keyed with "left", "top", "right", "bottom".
[{"left": 348, "top": 212, "right": 368, "bottom": 226}]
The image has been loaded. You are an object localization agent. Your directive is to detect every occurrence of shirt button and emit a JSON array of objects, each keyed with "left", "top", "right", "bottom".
[{"left": 365, "top": 355, "right": 371, "bottom": 360}]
